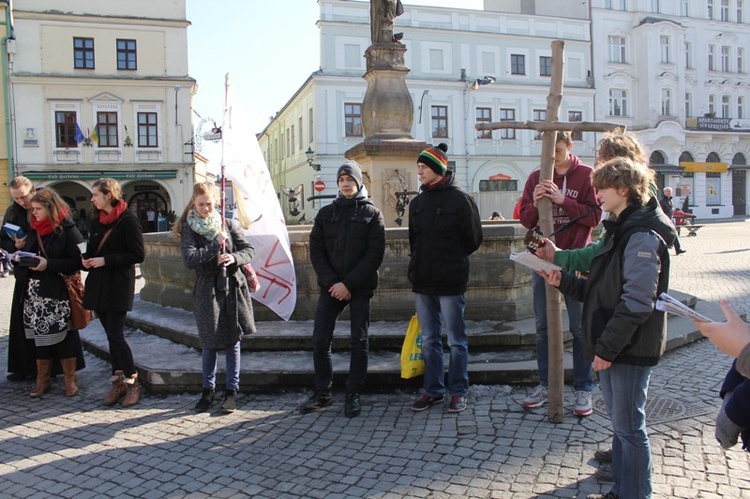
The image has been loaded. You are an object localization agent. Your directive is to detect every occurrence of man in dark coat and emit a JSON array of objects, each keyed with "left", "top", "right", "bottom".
[
  {"left": 0, "top": 177, "right": 36, "bottom": 380},
  {"left": 299, "top": 160, "right": 385, "bottom": 418},
  {"left": 659, "top": 187, "right": 685, "bottom": 255},
  {"left": 408, "top": 143, "right": 483, "bottom": 414}
]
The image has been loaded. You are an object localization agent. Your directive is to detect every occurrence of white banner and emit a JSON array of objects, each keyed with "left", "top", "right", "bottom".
[{"left": 222, "top": 74, "right": 297, "bottom": 320}]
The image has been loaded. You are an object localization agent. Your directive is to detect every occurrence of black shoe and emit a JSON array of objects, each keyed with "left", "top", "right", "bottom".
[
  {"left": 448, "top": 395, "right": 467, "bottom": 413},
  {"left": 220, "top": 389, "right": 237, "bottom": 414},
  {"left": 411, "top": 394, "right": 445, "bottom": 412},
  {"left": 299, "top": 391, "right": 333, "bottom": 414},
  {"left": 194, "top": 388, "right": 215, "bottom": 412},
  {"left": 594, "top": 448, "right": 612, "bottom": 463},
  {"left": 676, "top": 249, "right": 686, "bottom": 255},
  {"left": 344, "top": 392, "right": 361, "bottom": 418},
  {"left": 595, "top": 464, "right": 614, "bottom": 482},
  {"left": 6, "top": 373, "right": 31, "bottom": 382}
]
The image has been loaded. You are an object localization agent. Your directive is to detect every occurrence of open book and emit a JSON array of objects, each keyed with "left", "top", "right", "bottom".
[
  {"left": 510, "top": 251, "right": 561, "bottom": 273},
  {"left": 655, "top": 292, "right": 714, "bottom": 323}
]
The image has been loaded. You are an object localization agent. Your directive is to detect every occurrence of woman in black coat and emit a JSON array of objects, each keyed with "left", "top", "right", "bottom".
[
  {"left": 82, "top": 178, "right": 145, "bottom": 407},
  {"left": 21, "top": 187, "right": 86, "bottom": 398}
]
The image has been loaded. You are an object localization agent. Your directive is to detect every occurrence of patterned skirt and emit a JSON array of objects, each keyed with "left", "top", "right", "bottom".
[{"left": 24, "top": 278, "right": 70, "bottom": 347}]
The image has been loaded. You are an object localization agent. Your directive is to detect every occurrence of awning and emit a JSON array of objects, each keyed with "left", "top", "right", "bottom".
[{"left": 649, "top": 164, "right": 684, "bottom": 174}]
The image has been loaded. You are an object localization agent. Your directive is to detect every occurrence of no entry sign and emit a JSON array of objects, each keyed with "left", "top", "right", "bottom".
[{"left": 314, "top": 180, "right": 325, "bottom": 192}]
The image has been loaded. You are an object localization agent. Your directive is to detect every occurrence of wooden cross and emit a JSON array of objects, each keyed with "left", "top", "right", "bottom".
[{"left": 477, "top": 40, "right": 621, "bottom": 423}]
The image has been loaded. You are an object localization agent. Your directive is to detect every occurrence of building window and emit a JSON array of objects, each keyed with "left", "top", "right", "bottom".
[
  {"left": 499, "top": 108, "right": 516, "bottom": 139},
  {"left": 96, "top": 112, "right": 118, "bottom": 148},
  {"left": 661, "top": 88, "right": 672, "bottom": 116},
  {"left": 289, "top": 126, "right": 294, "bottom": 156},
  {"left": 651, "top": 0, "right": 660, "bottom": 13},
  {"left": 55, "top": 111, "right": 78, "bottom": 148},
  {"left": 608, "top": 36, "right": 626, "bottom": 63},
  {"left": 680, "top": 0, "right": 689, "bottom": 16},
  {"left": 298, "top": 117, "right": 303, "bottom": 150},
  {"left": 739, "top": 0, "right": 745, "bottom": 22},
  {"left": 722, "top": 46, "right": 731, "bottom": 71},
  {"left": 721, "top": 0, "right": 730, "bottom": 21},
  {"left": 685, "top": 92, "right": 692, "bottom": 117},
  {"left": 431, "top": 105, "right": 448, "bottom": 138},
  {"left": 739, "top": 96, "right": 745, "bottom": 119},
  {"left": 706, "top": 172, "right": 721, "bottom": 205},
  {"left": 609, "top": 89, "right": 628, "bottom": 116},
  {"left": 511, "top": 54, "right": 525, "bottom": 75},
  {"left": 569, "top": 111, "right": 583, "bottom": 140},
  {"left": 137, "top": 112, "right": 158, "bottom": 147},
  {"left": 709, "top": 94, "right": 717, "bottom": 115},
  {"left": 605, "top": 0, "right": 628, "bottom": 9},
  {"left": 476, "top": 107, "right": 492, "bottom": 139},
  {"left": 685, "top": 42, "right": 693, "bottom": 69},
  {"left": 533, "top": 109, "right": 546, "bottom": 139},
  {"left": 738, "top": 47, "right": 745, "bottom": 73},
  {"left": 344, "top": 103, "right": 362, "bottom": 137},
  {"left": 708, "top": 0, "right": 715, "bottom": 19},
  {"left": 116, "top": 39, "right": 137, "bottom": 70},
  {"left": 708, "top": 45, "right": 716, "bottom": 71},
  {"left": 479, "top": 179, "right": 518, "bottom": 191},
  {"left": 722, "top": 95, "right": 731, "bottom": 117},
  {"left": 660, "top": 36, "right": 670, "bottom": 63},
  {"left": 539, "top": 56, "right": 552, "bottom": 77},
  {"left": 308, "top": 108, "right": 314, "bottom": 143},
  {"left": 73, "top": 37, "right": 94, "bottom": 69}
]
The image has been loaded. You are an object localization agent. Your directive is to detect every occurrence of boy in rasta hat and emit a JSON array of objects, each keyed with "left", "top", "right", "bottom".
[
  {"left": 300, "top": 160, "right": 385, "bottom": 417},
  {"left": 408, "top": 143, "right": 483, "bottom": 413}
]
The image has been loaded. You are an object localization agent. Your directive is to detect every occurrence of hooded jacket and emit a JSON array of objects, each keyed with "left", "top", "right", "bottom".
[
  {"left": 310, "top": 187, "right": 385, "bottom": 296},
  {"left": 408, "top": 171, "right": 483, "bottom": 295},
  {"left": 519, "top": 153, "right": 601, "bottom": 250},
  {"left": 558, "top": 197, "right": 676, "bottom": 366}
]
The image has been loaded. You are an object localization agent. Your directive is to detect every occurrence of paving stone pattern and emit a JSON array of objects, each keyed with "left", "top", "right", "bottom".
[{"left": 0, "top": 221, "right": 749, "bottom": 498}]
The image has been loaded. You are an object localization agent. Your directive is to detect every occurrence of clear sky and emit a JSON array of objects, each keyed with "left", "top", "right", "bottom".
[{"left": 186, "top": 0, "right": 483, "bottom": 139}]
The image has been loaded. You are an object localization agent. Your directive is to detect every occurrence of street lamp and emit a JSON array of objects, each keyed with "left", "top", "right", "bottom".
[{"left": 305, "top": 147, "right": 321, "bottom": 172}]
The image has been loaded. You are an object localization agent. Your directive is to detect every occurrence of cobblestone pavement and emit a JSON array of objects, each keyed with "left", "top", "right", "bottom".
[{"left": 1, "top": 222, "right": 749, "bottom": 498}]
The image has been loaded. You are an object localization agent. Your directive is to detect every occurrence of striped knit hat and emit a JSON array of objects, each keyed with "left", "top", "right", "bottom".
[{"left": 417, "top": 143, "right": 449, "bottom": 175}]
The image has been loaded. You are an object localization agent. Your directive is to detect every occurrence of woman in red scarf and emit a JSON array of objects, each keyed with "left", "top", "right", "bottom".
[
  {"left": 21, "top": 187, "right": 86, "bottom": 397},
  {"left": 82, "top": 178, "right": 145, "bottom": 407}
]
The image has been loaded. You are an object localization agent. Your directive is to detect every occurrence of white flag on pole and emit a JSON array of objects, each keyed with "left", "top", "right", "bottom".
[{"left": 222, "top": 74, "right": 297, "bottom": 320}]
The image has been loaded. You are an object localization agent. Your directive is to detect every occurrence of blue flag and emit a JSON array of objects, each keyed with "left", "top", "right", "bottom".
[{"left": 74, "top": 123, "right": 84, "bottom": 144}]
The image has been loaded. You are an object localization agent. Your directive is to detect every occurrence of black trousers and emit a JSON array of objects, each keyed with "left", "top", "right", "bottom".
[
  {"left": 312, "top": 291, "right": 371, "bottom": 393},
  {"left": 97, "top": 310, "right": 136, "bottom": 378},
  {"left": 7, "top": 278, "right": 37, "bottom": 376}
]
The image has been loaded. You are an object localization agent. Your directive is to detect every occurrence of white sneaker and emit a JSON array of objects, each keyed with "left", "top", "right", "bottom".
[
  {"left": 574, "top": 390, "right": 593, "bottom": 416},
  {"left": 522, "top": 384, "right": 548, "bottom": 408}
]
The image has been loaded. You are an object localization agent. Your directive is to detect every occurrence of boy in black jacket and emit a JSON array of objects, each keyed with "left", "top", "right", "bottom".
[{"left": 299, "top": 161, "right": 385, "bottom": 418}]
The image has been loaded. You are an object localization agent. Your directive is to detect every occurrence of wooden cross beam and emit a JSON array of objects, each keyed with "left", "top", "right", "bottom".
[{"left": 475, "top": 41, "right": 620, "bottom": 423}]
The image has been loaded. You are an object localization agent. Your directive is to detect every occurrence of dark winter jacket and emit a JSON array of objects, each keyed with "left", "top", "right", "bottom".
[
  {"left": 181, "top": 218, "right": 256, "bottom": 349},
  {"left": 83, "top": 209, "right": 145, "bottom": 312},
  {"left": 22, "top": 219, "right": 85, "bottom": 301},
  {"left": 519, "top": 154, "right": 601, "bottom": 250},
  {"left": 310, "top": 189, "right": 385, "bottom": 296},
  {"left": 557, "top": 198, "right": 676, "bottom": 366},
  {"left": 659, "top": 195, "right": 675, "bottom": 218},
  {"left": 0, "top": 202, "right": 30, "bottom": 254},
  {"left": 408, "top": 171, "right": 483, "bottom": 295}
]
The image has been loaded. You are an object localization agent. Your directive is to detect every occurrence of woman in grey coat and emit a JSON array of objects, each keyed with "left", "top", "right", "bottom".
[{"left": 174, "top": 182, "right": 256, "bottom": 414}]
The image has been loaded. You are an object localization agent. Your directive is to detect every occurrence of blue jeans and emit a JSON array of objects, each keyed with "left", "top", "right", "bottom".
[
  {"left": 532, "top": 272, "right": 594, "bottom": 391},
  {"left": 312, "top": 292, "right": 370, "bottom": 393},
  {"left": 414, "top": 293, "right": 469, "bottom": 397},
  {"left": 202, "top": 341, "right": 241, "bottom": 391},
  {"left": 599, "top": 363, "right": 653, "bottom": 499}
]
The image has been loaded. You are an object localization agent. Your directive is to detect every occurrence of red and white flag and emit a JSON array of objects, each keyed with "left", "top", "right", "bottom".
[{"left": 222, "top": 74, "right": 297, "bottom": 320}]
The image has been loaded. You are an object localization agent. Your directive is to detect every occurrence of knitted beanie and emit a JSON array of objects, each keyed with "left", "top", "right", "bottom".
[
  {"left": 337, "top": 160, "right": 363, "bottom": 189},
  {"left": 417, "top": 143, "right": 449, "bottom": 175}
]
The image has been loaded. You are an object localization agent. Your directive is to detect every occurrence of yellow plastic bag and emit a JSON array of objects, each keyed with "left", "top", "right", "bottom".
[{"left": 400, "top": 315, "right": 425, "bottom": 379}]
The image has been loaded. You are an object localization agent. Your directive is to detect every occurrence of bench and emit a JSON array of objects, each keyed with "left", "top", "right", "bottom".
[{"left": 684, "top": 224, "right": 703, "bottom": 237}]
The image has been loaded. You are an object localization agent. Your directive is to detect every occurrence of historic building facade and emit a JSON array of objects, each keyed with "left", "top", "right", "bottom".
[
  {"left": 260, "top": 0, "right": 749, "bottom": 224},
  {"left": 10, "top": 0, "right": 196, "bottom": 231}
]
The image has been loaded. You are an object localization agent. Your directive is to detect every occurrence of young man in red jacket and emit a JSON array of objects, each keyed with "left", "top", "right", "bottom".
[{"left": 519, "top": 132, "right": 602, "bottom": 416}]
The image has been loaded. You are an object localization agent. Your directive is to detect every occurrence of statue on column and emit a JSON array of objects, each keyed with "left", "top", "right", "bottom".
[{"left": 370, "top": 0, "right": 404, "bottom": 44}]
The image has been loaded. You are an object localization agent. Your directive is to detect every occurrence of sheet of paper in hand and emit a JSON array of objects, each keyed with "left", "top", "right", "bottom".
[
  {"left": 510, "top": 251, "right": 562, "bottom": 274},
  {"left": 655, "top": 292, "right": 714, "bottom": 323}
]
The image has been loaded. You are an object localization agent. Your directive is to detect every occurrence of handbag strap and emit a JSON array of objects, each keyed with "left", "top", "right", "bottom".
[
  {"left": 96, "top": 217, "right": 123, "bottom": 255},
  {"left": 36, "top": 232, "right": 48, "bottom": 259}
]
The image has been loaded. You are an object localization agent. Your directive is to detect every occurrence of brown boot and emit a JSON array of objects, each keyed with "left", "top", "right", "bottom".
[
  {"left": 102, "top": 370, "right": 127, "bottom": 406},
  {"left": 121, "top": 373, "right": 141, "bottom": 407},
  {"left": 30, "top": 359, "right": 52, "bottom": 398},
  {"left": 61, "top": 358, "right": 79, "bottom": 397}
]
